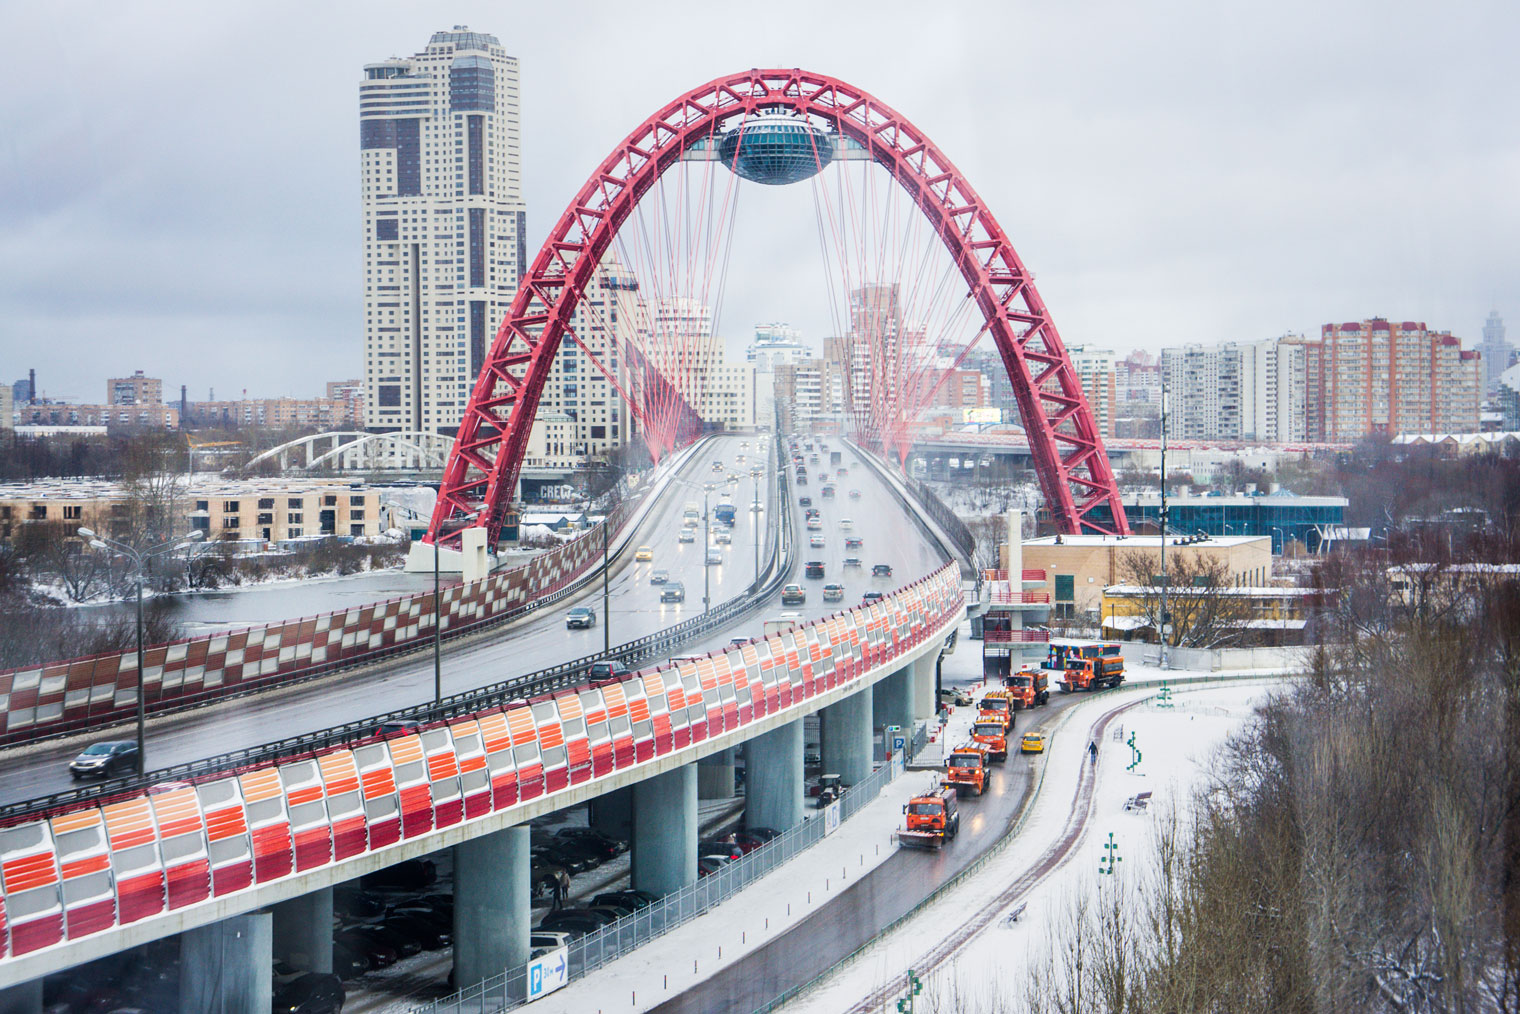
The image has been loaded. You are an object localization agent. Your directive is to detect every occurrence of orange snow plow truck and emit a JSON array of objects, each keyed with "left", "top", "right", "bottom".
[
  {"left": 944, "top": 742, "right": 989, "bottom": 796},
  {"left": 896, "top": 784, "right": 961, "bottom": 849},
  {"left": 970, "top": 718, "right": 1009, "bottom": 763},
  {"left": 1004, "top": 665, "right": 1050, "bottom": 710},
  {"left": 1048, "top": 643, "right": 1126, "bottom": 693}
]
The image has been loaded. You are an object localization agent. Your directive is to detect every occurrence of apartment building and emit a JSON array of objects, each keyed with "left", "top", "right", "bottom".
[
  {"left": 183, "top": 394, "right": 365, "bottom": 430},
  {"left": 361, "top": 27, "right": 525, "bottom": 437},
  {"left": 17, "top": 404, "right": 180, "bottom": 430},
  {"left": 108, "top": 371, "right": 162, "bottom": 407},
  {"left": 1305, "top": 319, "right": 1482, "bottom": 440},
  {"left": 0, "top": 479, "right": 391, "bottom": 547},
  {"left": 1161, "top": 337, "right": 1307, "bottom": 442},
  {"left": 1066, "top": 346, "right": 1117, "bottom": 440}
]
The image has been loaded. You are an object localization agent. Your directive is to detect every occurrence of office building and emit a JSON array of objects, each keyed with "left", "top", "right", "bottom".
[
  {"left": 747, "top": 323, "right": 812, "bottom": 371},
  {"left": 1481, "top": 311, "right": 1512, "bottom": 394},
  {"left": 361, "top": 27, "right": 525, "bottom": 437},
  {"left": 1305, "top": 319, "right": 1482, "bottom": 440}
]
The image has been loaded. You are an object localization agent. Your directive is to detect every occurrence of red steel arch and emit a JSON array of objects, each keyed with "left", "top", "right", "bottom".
[{"left": 429, "top": 69, "right": 1129, "bottom": 547}]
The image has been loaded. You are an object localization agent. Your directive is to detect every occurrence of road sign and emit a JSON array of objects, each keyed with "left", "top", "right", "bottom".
[
  {"left": 824, "top": 799, "right": 841, "bottom": 835},
  {"left": 527, "top": 946, "right": 569, "bottom": 1001}
]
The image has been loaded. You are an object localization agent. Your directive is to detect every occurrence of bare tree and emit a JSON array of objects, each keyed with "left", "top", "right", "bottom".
[
  {"left": 14, "top": 521, "right": 110, "bottom": 602},
  {"left": 1116, "top": 550, "right": 1255, "bottom": 648}
]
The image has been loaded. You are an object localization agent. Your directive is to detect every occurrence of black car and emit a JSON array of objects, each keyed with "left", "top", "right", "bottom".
[
  {"left": 331, "top": 939, "right": 372, "bottom": 979},
  {"left": 360, "top": 858, "right": 437, "bottom": 891},
  {"left": 539, "top": 837, "right": 607, "bottom": 868},
  {"left": 804, "top": 561, "right": 825, "bottom": 579},
  {"left": 68, "top": 741, "right": 139, "bottom": 779},
  {"left": 532, "top": 844, "right": 595, "bottom": 874},
  {"left": 660, "top": 581, "right": 686, "bottom": 603},
  {"left": 591, "top": 889, "right": 658, "bottom": 910},
  {"left": 844, "top": 557, "right": 862, "bottom": 568},
  {"left": 537, "top": 910, "right": 611, "bottom": 937},
  {"left": 588, "top": 659, "right": 630, "bottom": 681},
  {"left": 798, "top": 496, "right": 812, "bottom": 507},
  {"left": 845, "top": 537, "right": 863, "bottom": 549},
  {"left": 862, "top": 591, "right": 885, "bottom": 604},
  {"left": 273, "top": 972, "right": 346, "bottom": 1014},
  {"left": 374, "top": 718, "right": 422, "bottom": 739},
  {"left": 554, "top": 827, "right": 629, "bottom": 855},
  {"left": 872, "top": 563, "right": 893, "bottom": 577},
  {"left": 382, "top": 911, "right": 451, "bottom": 950},
  {"left": 335, "top": 927, "right": 399, "bottom": 968}
]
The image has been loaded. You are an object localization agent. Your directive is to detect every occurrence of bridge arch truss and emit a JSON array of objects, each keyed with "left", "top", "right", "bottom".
[{"left": 430, "top": 68, "right": 1128, "bottom": 547}]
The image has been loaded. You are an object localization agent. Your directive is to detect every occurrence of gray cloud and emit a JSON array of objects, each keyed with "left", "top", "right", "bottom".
[{"left": 1, "top": 0, "right": 1514, "bottom": 401}]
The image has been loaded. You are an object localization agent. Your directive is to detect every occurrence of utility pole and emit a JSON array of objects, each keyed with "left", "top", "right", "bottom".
[{"left": 602, "top": 518, "right": 610, "bottom": 654}]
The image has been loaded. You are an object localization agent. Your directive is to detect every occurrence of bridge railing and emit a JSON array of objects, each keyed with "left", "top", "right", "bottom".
[{"left": 0, "top": 564, "right": 963, "bottom": 972}]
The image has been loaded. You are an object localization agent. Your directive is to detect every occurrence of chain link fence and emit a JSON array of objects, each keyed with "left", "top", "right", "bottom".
[{"left": 414, "top": 721, "right": 917, "bottom": 1014}]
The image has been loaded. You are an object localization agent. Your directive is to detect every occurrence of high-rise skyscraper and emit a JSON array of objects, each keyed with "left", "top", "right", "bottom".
[
  {"left": 360, "top": 27, "right": 525, "bottom": 436},
  {"left": 1481, "top": 311, "right": 1511, "bottom": 393}
]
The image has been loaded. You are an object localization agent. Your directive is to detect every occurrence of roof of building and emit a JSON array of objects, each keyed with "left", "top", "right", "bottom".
[
  {"left": 1103, "top": 584, "right": 1316, "bottom": 597},
  {"left": 1023, "top": 533, "right": 1268, "bottom": 549},
  {"left": 1122, "top": 492, "right": 1349, "bottom": 508}
]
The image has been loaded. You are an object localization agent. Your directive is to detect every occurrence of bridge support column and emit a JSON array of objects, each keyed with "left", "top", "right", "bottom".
[
  {"left": 912, "top": 651, "right": 939, "bottom": 724},
  {"left": 697, "top": 747, "right": 735, "bottom": 798},
  {"left": 272, "top": 885, "right": 332, "bottom": 973},
  {"left": 453, "top": 825, "right": 530, "bottom": 988},
  {"left": 589, "top": 785, "right": 633, "bottom": 841},
  {"left": 875, "top": 666, "right": 915, "bottom": 745},
  {"left": 745, "top": 719, "right": 803, "bottom": 832},
  {"left": 0, "top": 978, "right": 41, "bottom": 1014},
  {"left": 632, "top": 764, "right": 697, "bottom": 895},
  {"left": 820, "top": 686, "right": 873, "bottom": 786},
  {"left": 179, "top": 911, "right": 272, "bottom": 1014}
]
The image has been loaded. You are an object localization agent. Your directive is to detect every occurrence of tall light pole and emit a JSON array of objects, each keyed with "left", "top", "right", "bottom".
[
  {"left": 1271, "top": 526, "right": 1285, "bottom": 557},
  {"left": 602, "top": 517, "right": 610, "bottom": 655},
  {"left": 384, "top": 503, "right": 477, "bottom": 703},
  {"left": 751, "top": 467, "right": 764, "bottom": 589},
  {"left": 78, "top": 526, "right": 205, "bottom": 775},
  {"left": 1158, "top": 369, "right": 1169, "bottom": 670}
]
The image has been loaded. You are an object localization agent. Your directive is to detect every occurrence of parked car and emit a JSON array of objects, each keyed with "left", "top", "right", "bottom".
[
  {"left": 546, "top": 833, "right": 620, "bottom": 862},
  {"left": 781, "top": 583, "right": 806, "bottom": 605},
  {"left": 532, "top": 844, "right": 596, "bottom": 874},
  {"left": 939, "top": 687, "right": 976, "bottom": 708},
  {"left": 734, "top": 827, "right": 780, "bottom": 850},
  {"left": 678, "top": 529, "right": 696, "bottom": 543},
  {"left": 588, "top": 659, "right": 630, "bottom": 681},
  {"left": 700, "top": 841, "right": 744, "bottom": 861},
  {"left": 331, "top": 939, "right": 372, "bottom": 979},
  {"left": 272, "top": 972, "right": 345, "bottom": 1014},
  {"left": 650, "top": 569, "right": 670, "bottom": 584},
  {"left": 661, "top": 581, "right": 686, "bottom": 603},
  {"left": 334, "top": 927, "right": 400, "bottom": 968},
  {"left": 822, "top": 583, "right": 845, "bottom": 602},
  {"left": 872, "top": 563, "right": 893, "bottom": 577},
  {"left": 554, "top": 827, "right": 629, "bottom": 855},
  {"left": 68, "top": 741, "right": 139, "bottom": 780},
  {"left": 565, "top": 606, "right": 596, "bottom": 629},
  {"left": 536, "top": 910, "right": 608, "bottom": 938},
  {"left": 383, "top": 911, "right": 451, "bottom": 950},
  {"left": 592, "top": 889, "right": 659, "bottom": 909},
  {"left": 531, "top": 930, "right": 572, "bottom": 958},
  {"left": 697, "top": 855, "right": 731, "bottom": 877}
]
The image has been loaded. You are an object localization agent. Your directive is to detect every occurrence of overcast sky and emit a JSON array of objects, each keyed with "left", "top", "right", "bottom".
[{"left": 2, "top": 0, "right": 1514, "bottom": 401}]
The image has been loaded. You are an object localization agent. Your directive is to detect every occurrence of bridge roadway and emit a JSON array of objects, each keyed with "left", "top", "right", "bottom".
[{"left": 0, "top": 434, "right": 948, "bottom": 808}]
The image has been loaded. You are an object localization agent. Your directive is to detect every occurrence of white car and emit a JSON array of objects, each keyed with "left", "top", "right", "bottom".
[
  {"left": 839, "top": 518, "right": 854, "bottom": 529},
  {"left": 706, "top": 549, "right": 723, "bottom": 566},
  {"left": 809, "top": 534, "right": 825, "bottom": 548}
]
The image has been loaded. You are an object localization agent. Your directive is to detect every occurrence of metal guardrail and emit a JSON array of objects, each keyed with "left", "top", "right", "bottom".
[
  {"left": 0, "top": 437, "right": 794, "bottom": 829},
  {"left": 414, "top": 718, "right": 915, "bottom": 1014},
  {"left": 900, "top": 475, "right": 976, "bottom": 563}
]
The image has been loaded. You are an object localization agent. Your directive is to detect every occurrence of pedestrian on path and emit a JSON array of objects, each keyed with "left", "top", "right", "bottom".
[
  {"left": 551, "top": 869, "right": 569, "bottom": 910},
  {"left": 1088, "top": 741, "right": 1098, "bottom": 764}
]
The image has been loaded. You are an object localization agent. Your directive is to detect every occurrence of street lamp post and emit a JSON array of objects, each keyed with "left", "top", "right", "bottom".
[
  {"left": 602, "top": 518, "right": 610, "bottom": 655},
  {"left": 1271, "top": 526, "right": 1286, "bottom": 557},
  {"left": 78, "top": 527, "right": 206, "bottom": 775},
  {"left": 385, "top": 503, "right": 478, "bottom": 703}
]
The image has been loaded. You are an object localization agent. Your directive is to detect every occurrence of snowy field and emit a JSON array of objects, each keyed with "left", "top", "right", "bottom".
[{"left": 784, "top": 680, "right": 1278, "bottom": 1014}]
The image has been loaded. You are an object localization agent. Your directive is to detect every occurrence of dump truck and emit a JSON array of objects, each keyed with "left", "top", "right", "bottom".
[
  {"left": 970, "top": 718, "right": 1009, "bottom": 762},
  {"left": 1047, "top": 643, "right": 1126, "bottom": 693},
  {"left": 975, "top": 690, "right": 1015, "bottom": 732},
  {"left": 1003, "top": 665, "right": 1050, "bottom": 710},
  {"left": 896, "top": 784, "right": 961, "bottom": 849},
  {"left": 944, "top": 743, "right": 989, "bottom": 796}
]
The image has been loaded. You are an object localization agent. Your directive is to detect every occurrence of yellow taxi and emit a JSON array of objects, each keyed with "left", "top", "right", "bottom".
[
  {"left": 1019, "top": 731, "right": 1047, "bottom": 755},
  {"left": 634, "top": 546, "right": 654, "bottom": 561}
]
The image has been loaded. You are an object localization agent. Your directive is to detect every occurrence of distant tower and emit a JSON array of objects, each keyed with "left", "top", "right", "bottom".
[
  {"left": 360, "top": 27, "right": 526, "bottom": 437},
  {"left": 1481, "top": 311, "right": 1511, "bottom": 393}
]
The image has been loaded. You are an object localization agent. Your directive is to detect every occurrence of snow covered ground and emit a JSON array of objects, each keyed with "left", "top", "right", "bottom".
[{"left": 784, "top": 680, "right": 1280, "bottom": 1014}]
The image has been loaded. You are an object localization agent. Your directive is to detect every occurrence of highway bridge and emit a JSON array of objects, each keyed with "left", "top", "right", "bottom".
[{"left": 0, "top": 433, "right": 967, "bottom": 1011}]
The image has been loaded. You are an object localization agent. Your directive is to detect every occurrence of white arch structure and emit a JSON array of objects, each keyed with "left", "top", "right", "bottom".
[{"left": 243, "top": 431, "right": 454, "bottom": 473}]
